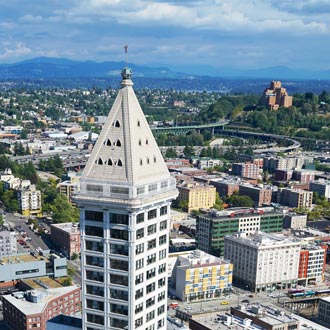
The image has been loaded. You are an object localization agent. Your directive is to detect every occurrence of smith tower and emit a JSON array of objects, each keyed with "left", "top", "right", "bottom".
[{"left": 73, "top": 67, "right": 178, "bottom": 330}]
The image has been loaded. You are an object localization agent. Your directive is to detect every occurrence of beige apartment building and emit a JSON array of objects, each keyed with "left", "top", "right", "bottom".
[
  {"left": 177, "top": 183, "right": 216, "bottom": 212},
  {"left": 262, "top": 81, "right": 293, "bottom": 110}
]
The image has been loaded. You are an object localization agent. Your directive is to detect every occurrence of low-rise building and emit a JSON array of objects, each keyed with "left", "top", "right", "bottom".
[
  {"left": 172, "top": 250, "right": 233, "bottom": 302},
  {"left": 318, "top": 296, "right": 330, "bottom": 326},
  {"left": 3, "top": 283, "right": 80, "bottom": 330},
  {"left": 209, "top": 178, "right": 239, "bottom": 198},
  {"left": 0, "top": 250, "right": 67, "bottom": 283},
  {"left": 309, "top": 179, "right": 330, "bottom": 200},
  {"left": 189, "top": 304, "right": 300, "bottom": 330},
  {"left": 239, "top": 184, "right": 273, "bottom": 207},
  {"left": 177, "top": 183, "right": 216, "bottom": 213},
  {"left": 232, "top": 163, "right": 260, "bottom": 179},
  {"left": 224, "top": 232, "right": 301, "bottom": 292},
  {"left": 280, "top": 188, "right": 313, "bottom": 210},
  {"left": 50, "top": 223, "right": 80, "bottom": 259},
  {"left": 16, "top": 184, "right": 42, "bottom": 217},
  {"left": 298, "top": 244, "right": 327, "bottom": 286},
  {"left": 0, "top": 228, "right": 17, "bottom": 257},
  {"left": 197, "top": 207, "right": 283, "bottom": 256},
  {"left": 283, "top": 213, "right": 307, "bottom": 229}
]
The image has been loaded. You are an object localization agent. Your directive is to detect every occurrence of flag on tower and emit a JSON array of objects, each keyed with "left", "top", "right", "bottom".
[{"left": 124, "top": 45, "right": 128, "bottom": 54}]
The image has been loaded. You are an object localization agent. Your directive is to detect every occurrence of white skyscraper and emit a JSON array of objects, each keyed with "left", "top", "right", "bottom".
[{"left": 73, "top": 67, "right": 178, "bottom": 330}]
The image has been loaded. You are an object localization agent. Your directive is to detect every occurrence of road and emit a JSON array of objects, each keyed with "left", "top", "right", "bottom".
[{"left": 4, "top": 212, "right": 49, "bottom": 251}]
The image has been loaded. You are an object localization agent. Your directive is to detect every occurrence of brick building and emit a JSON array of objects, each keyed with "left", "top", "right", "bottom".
[
  {"left": 3, "top": 285, "right": 80, "bottom": 330},
  {"left": 50, "top": 223, "right": 80, "bottom": 259},
  {"left": 239, "top": 184, "right": 273, "bottom": 207}
]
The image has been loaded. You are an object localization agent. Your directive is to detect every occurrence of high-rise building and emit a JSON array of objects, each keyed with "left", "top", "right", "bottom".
[
  {"left": 73, "top": 67, "right": 178, "bottom": 330},
  {"left": 262, "top": 81, "right": 293, "bottom": 110}
]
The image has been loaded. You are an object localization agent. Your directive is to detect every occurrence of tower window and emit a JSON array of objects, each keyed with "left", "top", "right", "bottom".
[
  {"left": 114, "top": 120, "right": 120, "bottom": 127},
  {"left": 104, "top": 139, "right": 111, "bottom": 146},
  {"left": 117, "top": 159, "right": 123, "bottom": 167},
  {"left": 146, "top": 139, "right": 149, "bottom": 145},
  {"left": 138, "top": 139, "right": 142, "bottom": 146},
  {"left": 115, "top": 139, "right": 122, "bottom": 147},
  {"left": 108, "top": 158, "right": 113, "bottom": 166},
  {"left": 140, "top": 159, "right": 143, "bottom": 166},
  {"left": 147, "top": 158, "right": 150, "bottom": 164},
  {"left": 154, "top": 156, "right": 156, "bottom": 163},
  {"left": 97, "top": 158, "right": 103, "bottom": 165},
  {"left": 137, "top": 120, "right": 141, "bottom": 127}
]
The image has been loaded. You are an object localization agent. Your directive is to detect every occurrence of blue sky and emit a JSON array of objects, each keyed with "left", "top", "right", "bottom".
[{"left": 1, "top": 0, "right": 330, "bottom": 72}]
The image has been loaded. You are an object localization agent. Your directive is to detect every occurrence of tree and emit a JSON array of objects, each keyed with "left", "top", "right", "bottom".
[
  {"left": 165, "top": 147, "right": 178, "bottom": 158},
  {"left": 50, "top": 194, "right": 79, "bottom": 223},
  {"left": 183, "top": 145, "right": 195, "bottom": 158},
  {"left": 213, "top": 192, "right": 224, "bottom": 210},
  {"left": 227, "top": 194, "right": 254, "bottom": 207}
]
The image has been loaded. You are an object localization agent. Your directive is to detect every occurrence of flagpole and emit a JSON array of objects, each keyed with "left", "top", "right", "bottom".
[{"left": 124, "top": 45, "right": 128, "bottom": 66}]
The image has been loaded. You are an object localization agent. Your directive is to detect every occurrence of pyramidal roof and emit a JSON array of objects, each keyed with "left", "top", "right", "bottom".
[{"left": 81, "top": 67, "right": 171, "bottom": 187}]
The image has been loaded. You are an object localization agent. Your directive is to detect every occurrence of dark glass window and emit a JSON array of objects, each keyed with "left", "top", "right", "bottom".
[{"left": 85, "top": 210, "right": 103, "bottom": 222}]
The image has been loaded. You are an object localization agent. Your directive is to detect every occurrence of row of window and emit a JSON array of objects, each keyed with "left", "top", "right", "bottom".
[
  {"left": 136, "top": 221, "right": 167, "bottom": 240},
  {"left": 137, "top": 263, "right": 166, "bottom": 282},
  {"left": 85, "top": 207, "right": 168, "bottom": 225}
]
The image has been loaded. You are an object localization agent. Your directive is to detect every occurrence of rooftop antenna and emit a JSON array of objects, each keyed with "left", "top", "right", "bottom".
[{"left": 124, "top": 45, "right": 128, "bottom": 66}]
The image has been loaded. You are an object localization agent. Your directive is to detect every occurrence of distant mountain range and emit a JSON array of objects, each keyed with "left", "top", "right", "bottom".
[{"left": 0, "top": 57, "right": 329, "bottom": 80}]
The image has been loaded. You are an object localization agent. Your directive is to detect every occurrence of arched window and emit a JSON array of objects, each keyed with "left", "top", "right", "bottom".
[
  {"left": 146, "top": 139, "right": 149, "bottom": 145},
  {"left": 97, "top": 158, "right": 103, "bottom": 165},
  {"left": 138, "top": 139, "right": 142, "bottom": 146},
  {"left": 115, "top": 120, "right": 120, "bottom": 127},
  {"left": 140, "top": 159, "right": 143, "bottom": 165},
  {"left": 116, "top": 139, "right": 122, "bottom": 147},
  {"left": 147, "top": 158, "right": 150, "bottom": 164},
  {"left": 117, "top": 159, "right": 123, "bottom": 167},
  {"left": 108, "top": 158, "right": 113, "bottom": 166},
  {"left": 153, "top": 156, "right": 157, "bottom": 163},
  {"left": 105, "top": 139, "right": 111, "bottom": 146},
  {"left": 137, "top": 120, "right": 141, "bottom": 127}
]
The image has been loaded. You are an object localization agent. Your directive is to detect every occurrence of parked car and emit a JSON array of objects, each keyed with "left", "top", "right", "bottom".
[{"left": 168, "top": 302, "right": 179, "bottom": 309}]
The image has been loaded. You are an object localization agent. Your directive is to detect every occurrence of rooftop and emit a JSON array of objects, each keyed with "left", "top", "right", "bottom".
[
  {"left": 51, "top": 222, "right": 79, "bottom": 234},
  {"left": 1, "top": 251, "right": 61, "bottom": 265},
  {"left": 3, "top": 285, "right": 79, "bottom": 315},
  {"left": 21, "top": 277, "right": 64, "bottom": 290},
  {"left": 199, "top": 206, "right": 280, "bottom": 220},
  {"left": 226, "top": 232, "right": 300, "bottom": 248},
  {"left": 178, "top": 249, "right": 231, "bottom": 269}
]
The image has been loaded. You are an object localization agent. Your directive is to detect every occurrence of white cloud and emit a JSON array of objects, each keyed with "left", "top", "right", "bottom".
[
  {"left": 0, "top": 42, "right": 32, "bottom": 59},
  {"left": 64, "top": 0, "right": 330, "bottom": 34},
  {"left": 19, "top": 14, "right": 43, "bottom": 23}
]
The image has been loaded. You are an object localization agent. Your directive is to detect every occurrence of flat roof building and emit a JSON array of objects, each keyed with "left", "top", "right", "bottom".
[
  {"left": 172, "top": 250, "right": 233, "bottom": 302},
  {"left": 3, "top": 284, "right": 80, "bottom": 330},
  {"left": 0, "top": 251, "right": 67, "bottom": 283},
  {"left": 50, "top": 223, "right": 80, "bottom": 259},
  {"left": 224, "top": 232, "right": 301, "bottom": 292},
  {"left": 197, "top": 207, "right": 283, "bottom": 256},
  {"left": 177, "top": 182, "right": 216, "bottom": 213}
]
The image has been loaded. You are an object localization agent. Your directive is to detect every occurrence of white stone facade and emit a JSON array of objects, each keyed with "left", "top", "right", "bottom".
[
  {"left": 74, "top": 67, "right": 178, "bottom": 330},
  {"left": 224, "top": 232, "right": 301, "bottom": 292}
]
